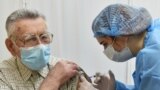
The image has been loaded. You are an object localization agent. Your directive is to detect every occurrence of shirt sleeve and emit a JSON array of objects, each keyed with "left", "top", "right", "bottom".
[
  {"left": 139, "top": 75, "right": 160, "bottom": 90},
  {"left": 116, "top": 80, "right": 135, "bottom": 90}
]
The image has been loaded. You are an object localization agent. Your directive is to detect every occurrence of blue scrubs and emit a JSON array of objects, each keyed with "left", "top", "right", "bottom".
[{"left": 116, "top": 19, "right": 160, "bottom": 90}]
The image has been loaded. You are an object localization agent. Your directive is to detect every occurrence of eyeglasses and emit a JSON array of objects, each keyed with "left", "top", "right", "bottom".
[{"left": 11, "top": 32, "right": 53, "bottom": 47}]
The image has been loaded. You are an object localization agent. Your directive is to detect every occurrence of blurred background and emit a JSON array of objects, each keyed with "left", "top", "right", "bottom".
[{"left": 0, "top": 0, "right": 159, "bottom": 85}]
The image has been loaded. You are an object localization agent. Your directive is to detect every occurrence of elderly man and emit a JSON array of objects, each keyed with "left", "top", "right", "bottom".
[{"left": 0, "top": 9, "right": 79, "bottom": 90}]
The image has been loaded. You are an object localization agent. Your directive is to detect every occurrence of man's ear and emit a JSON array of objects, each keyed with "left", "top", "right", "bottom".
[{"left": 5, "top": 38, "right": 16, "bottom": 56}]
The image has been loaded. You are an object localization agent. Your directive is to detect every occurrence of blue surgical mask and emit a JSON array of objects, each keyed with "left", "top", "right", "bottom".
[
  {"left": 20, "top": 44, "right": 51, "bottom": 71},
  {"left": 103, "top": 44, "right": 133, "bottom": 62}
]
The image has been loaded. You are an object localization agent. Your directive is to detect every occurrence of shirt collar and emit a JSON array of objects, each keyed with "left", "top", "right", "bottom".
[
  {"left": 38, "top": 64, "right": 49, "bottom": 78},
  {"left": 16, "top": 57, "right": 32, "bottom": 81},
  {"left": 16, "top": 57, "right": 49, "bottom": 81}
]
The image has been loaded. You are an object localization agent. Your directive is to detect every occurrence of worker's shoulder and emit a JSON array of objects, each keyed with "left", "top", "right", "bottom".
[
  {"left": 138, "top": 43, "right": 160, "bottom": 66},
  {"left": 148, "top": 18, "right": 160, "bottom": 32}
]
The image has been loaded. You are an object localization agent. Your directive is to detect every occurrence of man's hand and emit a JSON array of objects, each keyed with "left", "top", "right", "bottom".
[
  {"left": 94, "top": 70, "right": 116, "bottom": 90},
  {"left": 39, "top": 60, "right": 78, "bottom": 90},
  {"left": 78, "top": 75, "right": 98, "bottom": 90},
  {"left": 50, "top": 60, "right": 78, "bottom": 84}
]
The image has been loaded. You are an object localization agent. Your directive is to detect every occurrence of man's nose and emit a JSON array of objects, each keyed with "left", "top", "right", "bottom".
[{"left": 36, "top": 36, "right": 42, "bottom": 45}]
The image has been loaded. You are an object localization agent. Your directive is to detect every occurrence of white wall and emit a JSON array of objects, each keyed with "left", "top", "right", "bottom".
[
  {"left": 0, "top": 0, "right": 23, "bottom": 60},
  {"left": 0, "top": 0, "right": 160, "bottom": 84}
]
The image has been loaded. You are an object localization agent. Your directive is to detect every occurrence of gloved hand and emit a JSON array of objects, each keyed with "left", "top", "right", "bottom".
[
  {"left": 94, "top": 70, "right": 116, "bottom": 90},
  {"left": 78, "top": 75, "right": 98, "bottom": 90}
]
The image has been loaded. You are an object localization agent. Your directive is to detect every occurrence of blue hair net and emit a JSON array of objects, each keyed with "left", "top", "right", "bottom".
[{"left": 92, "top": 4, "right": 152, "bottom": 37}]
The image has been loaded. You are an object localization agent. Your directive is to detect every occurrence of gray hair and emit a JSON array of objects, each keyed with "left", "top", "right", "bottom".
[{"left": 6, "top": 9, "right": 45, "bottom": 37}]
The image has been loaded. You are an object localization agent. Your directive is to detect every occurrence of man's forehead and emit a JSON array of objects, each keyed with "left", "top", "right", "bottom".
[
  {"left": 15, "top": 17, "right": 46, "bottom": 27},
  {"left": 12, "top": 18, "right": 47, "bottom": 37}
]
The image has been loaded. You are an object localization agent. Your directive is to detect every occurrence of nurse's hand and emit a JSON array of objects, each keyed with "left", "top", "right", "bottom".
[
  {"left": 94, "top": 70, "right": 116, "bottom": 90},
  {"left": 78, "top": 75, "right": 98, "bottom": 90}
]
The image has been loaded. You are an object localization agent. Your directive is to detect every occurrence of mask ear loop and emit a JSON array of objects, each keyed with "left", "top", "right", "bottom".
[
  {"left": 111, "top": 37, "right": 116, "bottom": 47},
  {"left": 123, "top": 36, "right": 129, "bottom": 50},
  {"left": 126, "top": 36, "right": 130, "bottom": 47}
]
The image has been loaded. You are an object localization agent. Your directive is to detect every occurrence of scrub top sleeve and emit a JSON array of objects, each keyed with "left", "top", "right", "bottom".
[
  {"left": 139, "top": 75, "right": 160, "bottom": 90},
  {"left": 116, "top": 80, "right": 135, "bottom": 90}
]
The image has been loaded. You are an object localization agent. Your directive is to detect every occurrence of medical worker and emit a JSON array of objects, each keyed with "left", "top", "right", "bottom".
[{"left": 78, "top": 4, "right": 160, "bottom": 90}]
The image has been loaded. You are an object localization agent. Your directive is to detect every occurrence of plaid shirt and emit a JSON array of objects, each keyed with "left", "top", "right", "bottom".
[
  {"left": 0, "top": 57, "right": 51, "bottom": 90},
  {"left": 0, "top": 57, "right": 84, "bottom": 90}
]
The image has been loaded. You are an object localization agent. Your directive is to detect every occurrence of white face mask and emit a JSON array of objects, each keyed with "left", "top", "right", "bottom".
[{"left": 103, "top": 45, "right": 133, "bottom": 62}]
